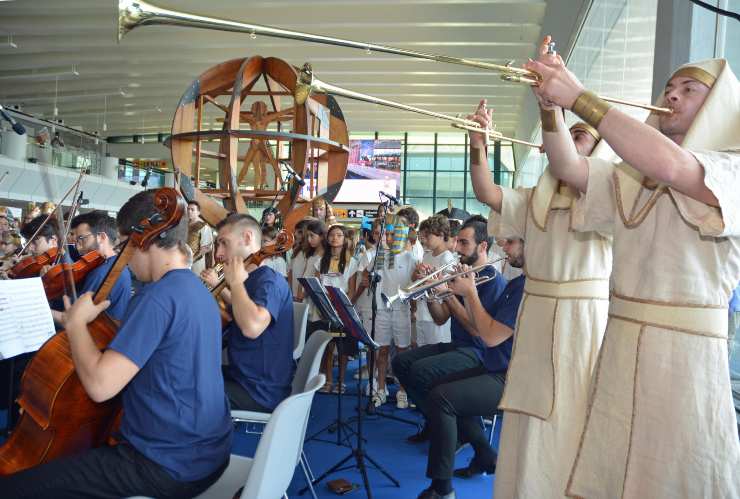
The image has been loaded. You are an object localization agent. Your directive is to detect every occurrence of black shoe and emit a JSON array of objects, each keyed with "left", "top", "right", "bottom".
[
  {"left": 453, "top": 458, "right": 496, "bottom": 478},
  {"left": 417, "top": 487, "right": 456, "bottom": 499},
  {"left": 407, "top": 425, "right": 430, "bottom": 443}
]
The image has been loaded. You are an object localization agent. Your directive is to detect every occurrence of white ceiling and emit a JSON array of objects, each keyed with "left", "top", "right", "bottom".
[{"left": 0, "top": 0, "right": 587, "bottom": 137}]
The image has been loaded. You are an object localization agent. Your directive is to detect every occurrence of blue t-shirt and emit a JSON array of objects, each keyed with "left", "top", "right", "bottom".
[
  {"left": 480, "top": 275, "right": 525, "bottom": 373},
  {"left": 226, "top": 265, "right": 295, "bottom": 411},
  {"left": 108, "top": 268, "right": 232, "bottom": 482},
  {"left": 78, "top": 256, "right": 132, "bottom": 321},
  {"left": 451, "top": 266, "right": 508, "bottom": 355}
]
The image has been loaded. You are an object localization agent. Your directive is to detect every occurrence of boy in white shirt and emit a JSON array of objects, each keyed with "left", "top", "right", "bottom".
[
  {"left": 414, "top": 215, "right": 456, "bottom": 346},
  {"left": 358, "top": 216, "right": 419, "bottom": 407}
]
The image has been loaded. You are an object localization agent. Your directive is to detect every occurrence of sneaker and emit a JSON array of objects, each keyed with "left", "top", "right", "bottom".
[
  {"left": 396, "top": 390, "right": 409, "bottom": 409},
  {"left": 372, "top": 389, "right": 387, "bottom": 407}
]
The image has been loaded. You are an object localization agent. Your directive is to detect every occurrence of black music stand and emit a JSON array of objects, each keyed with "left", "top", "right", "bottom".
[
  {"left": 300, "top": 285, "right": 399, "bottom": 498},
  {"left": 299, "top": 277, "right": 358, "bottom": 448}
]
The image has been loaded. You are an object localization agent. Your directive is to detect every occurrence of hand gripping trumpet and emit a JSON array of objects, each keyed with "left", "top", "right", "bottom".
[{"left": 381, "top": 257, "right": 505, "bottom": 307}]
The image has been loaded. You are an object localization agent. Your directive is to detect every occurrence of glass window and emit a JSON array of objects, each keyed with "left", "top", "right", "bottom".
[
  {"left": 406, "top": 145, "right": 434, "bottom": 170},
  {"left": 435, "top": 172, "right": 465, "bottom": 198},
  {"left": 437, "top": 148, "right": 466, "bottom": 171},
  {"left": 405, "top": 171, "right": 434, "bottom": 197},
  {"left": 723, "top": 1, "right": 740, "bottom": 70},
  {"left": 406, "top": 132, "right": 435, "bottom": 145},
  {"left": 404, "top": 197, "right": 435, "bottom": 219},
  {"left": 465, "top": 197, "right": 491, "bottom": 218},
  {"left": 437, "top": 132, "right": 466, "bottom": 145}
]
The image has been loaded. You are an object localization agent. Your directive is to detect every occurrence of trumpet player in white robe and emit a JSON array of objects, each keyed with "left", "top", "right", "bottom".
[
  {"left": 467, "top": 107, "right": 612, "bottom": 498},
  {"left": 526, "top": 35, "right": 740, "bottom": 498}
]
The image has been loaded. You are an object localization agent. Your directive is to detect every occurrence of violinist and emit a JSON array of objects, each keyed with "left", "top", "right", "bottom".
[
  {"left": 3, "top": 190, "right": 232, "bottom": 499},
  {"left": 19, "top": 215, "right": 66, "bottom": 262},
  {"left": 50, "top": 211, "right": 131, "bottom": 321},
  {"left": 201, "top": 213, "right": 295, "bottom": 414}
]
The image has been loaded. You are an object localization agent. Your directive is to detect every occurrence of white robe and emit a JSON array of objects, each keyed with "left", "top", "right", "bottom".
[
  {"left": 566, "top": 151, "right": 740, "bottom": 499},
  {"left": 489, "top": 170, "right": 612, "bottom": 499}
]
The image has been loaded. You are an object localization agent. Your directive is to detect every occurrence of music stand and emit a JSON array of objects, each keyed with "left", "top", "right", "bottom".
[
  {"left": 300, "top": 285, "right": 399, "bottom": 498},
  {"left": 299, "top": 277, "right": 358, "bottom": 448}
]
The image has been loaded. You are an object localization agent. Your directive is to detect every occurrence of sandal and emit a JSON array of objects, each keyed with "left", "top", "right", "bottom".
[{"left": 319, "top": 382, "right": 333, "bottom": 393}]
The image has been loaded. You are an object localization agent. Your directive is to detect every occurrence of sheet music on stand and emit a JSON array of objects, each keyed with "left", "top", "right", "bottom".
[
  {"left": 298, "top": 277, "right": 343, "bottom": 331},
  {"left": 326, "top": 286, "right": 380, "bottom": 350},
  {"left": 0, "top": 278, "right": 55, "bottom": 360}
]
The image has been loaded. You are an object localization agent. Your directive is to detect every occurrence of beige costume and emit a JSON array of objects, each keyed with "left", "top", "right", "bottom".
[
  {"left": 489, "top": 168, "right": 612, "bottom": 499},
  {"left": 566, "top": 59, "right": 740, "bottom": 498}
]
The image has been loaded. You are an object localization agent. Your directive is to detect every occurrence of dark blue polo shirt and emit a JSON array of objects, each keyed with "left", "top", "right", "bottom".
[
  {"left": 108, "top": 268, "right": 232, "bottom": 482},
  {"left": 78, "top": 256, "right": 132, "bottom": 321},
  {"left": 479, "top": 274, "right": 525, "bottom": 373},
  {"left": 450, "top": 266, "right": 507, "bottom": 355},
  {"left": 226, "top": 265, "right": 295, "bottom": 411}
]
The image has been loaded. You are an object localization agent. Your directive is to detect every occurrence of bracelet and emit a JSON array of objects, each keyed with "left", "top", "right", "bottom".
[
  {"left": 540, "top": 108, "right": 558, "bottom": 133},
  {"left": 571, "top": 91, "right": 611, "bottom": 130}
]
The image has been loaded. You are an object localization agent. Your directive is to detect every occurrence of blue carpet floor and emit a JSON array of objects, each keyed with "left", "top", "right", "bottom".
[{"left": 235, "top": 363, "right": 499, "bottom": 499}]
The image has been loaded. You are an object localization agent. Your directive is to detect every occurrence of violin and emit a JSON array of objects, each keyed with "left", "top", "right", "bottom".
[
  {"left": 212, "top": 229, "right": 294, "bottom": 324},
  {"left": 0, "top": 188, "right": 186, "bottom": 474},
  {"left": 41, "top": 250, "right": 106, "bottom": 301},
  {"left": 8, "top": 248, "right": 59, "bottom": 279}
]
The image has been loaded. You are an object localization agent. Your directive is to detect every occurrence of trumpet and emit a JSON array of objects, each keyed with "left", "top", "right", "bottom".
[
  {"left": 381, "top": 257, "right": 504, "bottom": 307},
  {"left": 293, "top": 63, "right": 540, "bottom": 148},
  {"left": 117, "top": 0, "right": 672, "bottom": 115}
]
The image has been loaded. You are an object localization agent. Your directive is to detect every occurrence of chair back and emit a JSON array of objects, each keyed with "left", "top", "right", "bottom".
[
  {"left": 292, "top": 302, "right": 309, "bottom": 360},
  {"left": 240, "top": 374, "right": 325, "bottom": 499},
  {"left": 291, "top": 330, "right": 332, "bottom": 395}
]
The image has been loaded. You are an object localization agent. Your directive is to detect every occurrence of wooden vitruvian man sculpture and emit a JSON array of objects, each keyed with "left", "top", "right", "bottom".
[{"left": 168, "top": 55, "right": 350, "bottom": 230}]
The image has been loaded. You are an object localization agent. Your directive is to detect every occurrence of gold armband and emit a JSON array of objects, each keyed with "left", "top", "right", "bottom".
[
  {"left": 571, "top": 91, "right": 611, "bottom": 130},
  {"left": 540, "top": 108, "right": 558, "bottom": 133}
]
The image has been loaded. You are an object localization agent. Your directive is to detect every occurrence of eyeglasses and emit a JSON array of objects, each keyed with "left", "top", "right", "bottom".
[{"left": 74, "top": 233, "right": 95, "bottom": 244}]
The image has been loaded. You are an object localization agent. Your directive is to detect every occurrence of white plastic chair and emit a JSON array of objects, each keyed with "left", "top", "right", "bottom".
[
  {"left": 231, "top": 330, "right": 332, "bottom": 499},
  {"left": 292, "top": 302, "right": 309, "bottom": 361},
  {"left": 128, "top": 374, "right": 325, "bottom": 499}
]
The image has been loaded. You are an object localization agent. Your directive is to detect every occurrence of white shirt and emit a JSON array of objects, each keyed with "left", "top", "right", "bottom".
[{"left": 416, "top": 249, "right": 457, "bottom": 322}]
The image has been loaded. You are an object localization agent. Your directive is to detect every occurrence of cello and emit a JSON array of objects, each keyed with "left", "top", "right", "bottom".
[{"left": 0, "top": 188, "right": 185, "bottom": 474}]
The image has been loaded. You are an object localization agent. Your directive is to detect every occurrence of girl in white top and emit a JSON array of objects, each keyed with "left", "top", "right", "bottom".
[
  {"left": 261, "top": 226, "right": 288, "bottom": 277},
  {"left": 294, "top": 219, "right": 325, "bottom": 303},
  {"left": 415, "top": 215, "right": 457, "bottom": 345},
  {"left": 315, "top": 224, "right": 358, "bottom": 392},
  {"left": 287, "top": 218, "right": 311, "bottom": 297}
]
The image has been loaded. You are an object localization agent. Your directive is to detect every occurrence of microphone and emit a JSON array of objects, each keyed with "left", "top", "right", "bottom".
[
  {"left": 0, "top": 105, "right": 26, "bottom": 136},
  {"left": 282, "top": 161, "right": 306, "bottom": 186},
  {"left": 141, "top": 168, "right": 152, "bottom": 188},
  {"left": 379, "top": 190, "right": 400, "bottom": 205}
]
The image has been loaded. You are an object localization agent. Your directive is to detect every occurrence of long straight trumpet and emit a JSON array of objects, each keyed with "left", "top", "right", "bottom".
[
  {"left": 295, "top": 64, "right": 538, "bottom": 147},
  {"left": 118, "top": 0, "right": 671, "bottom": 115}
]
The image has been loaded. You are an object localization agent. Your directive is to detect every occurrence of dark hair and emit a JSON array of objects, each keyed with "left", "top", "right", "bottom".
[
  {"left": 216, "top": 213, "right": 262, "bottom": 237},
  {"left": 71, "top": 210, "right": 118, "bottom": 242},
  {"left": 117, "top": 190, "right": 188, "bottom": 251},
  {"left": 396, "top": 206, "right": 419, "bottom": 228},
  {"left": 187, "top": 200, "right": 200, "bottom": 210},
  {"left": 449, "top": 219, "right": 462, "bottom": 237},
  {"left": 303, "top": 219, "right": 326, "bottom": 258},
  {"left": 20, "top": 214, "right": 60, "bottom": 243},
  {"left": 419, "top": 214, "right": 450, "bottom": 241},
  {"left": 461, "top": 214, "right": 492, "bottom": 249},
  {"left": 320, "top": 224, "right": 350, "bottom": 275}
]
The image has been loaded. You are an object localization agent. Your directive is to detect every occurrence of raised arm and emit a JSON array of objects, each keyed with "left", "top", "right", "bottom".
[
  {"left": 467, "top": 100, "right": 503, "bottom": 212},
  {"left": 526, "top": 36, "right": 718, "bottom": 206}
]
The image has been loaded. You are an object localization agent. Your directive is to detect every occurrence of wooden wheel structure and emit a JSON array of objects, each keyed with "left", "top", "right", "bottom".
[{"left": 169, "top": 55, "right": 350, "bottom": 230}]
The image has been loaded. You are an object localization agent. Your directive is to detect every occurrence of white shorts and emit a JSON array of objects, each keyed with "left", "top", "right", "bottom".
[
  {"left": 362, "top": 306, "right": 412, "bottom": 348},
  {"left": 416, "top": 319, "right": 451, "bottom": 346}
]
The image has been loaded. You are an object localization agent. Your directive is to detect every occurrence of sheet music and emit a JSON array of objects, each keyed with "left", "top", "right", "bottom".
[{"left": 0, "top": 278, "right": 55, "bottom": 360}]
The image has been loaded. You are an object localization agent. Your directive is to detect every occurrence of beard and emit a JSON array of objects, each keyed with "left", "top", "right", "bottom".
[{"left": 458, "top": 251, "right": 478, "bottom": 266}]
